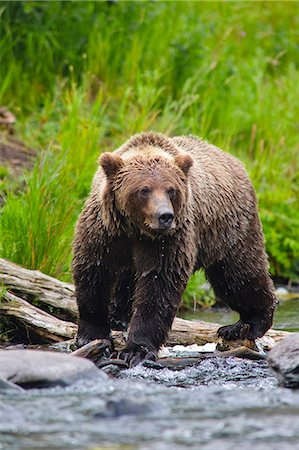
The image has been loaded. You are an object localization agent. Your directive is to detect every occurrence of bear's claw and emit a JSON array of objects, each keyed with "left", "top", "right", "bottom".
[
  {"left": 116, "top": 345, "right": 157, "bottom": 367},
  {"left": 217, "top": 316, "right": 272, "bottom": 341},
  {"left": 217, "top": 320, "right": 251, "bottom": 340}
]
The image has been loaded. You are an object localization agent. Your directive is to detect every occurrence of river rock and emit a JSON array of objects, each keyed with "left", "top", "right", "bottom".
[
  {"left": 267, "top": 334, "right": 299, "bottom": 388},
  {"left": 94, "top": 399, "right": 153, "bottom": 418},
  {"left": 0, "top": 349, "right": 105, "bottom": 390}
]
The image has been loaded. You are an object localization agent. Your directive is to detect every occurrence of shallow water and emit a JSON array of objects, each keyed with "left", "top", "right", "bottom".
[
  {"left": 184, "top": 296, "right": 299, "bottom": 333},
  {"left": 1, "top": 299, "right": 298, "bottom": 450},
  {"left": 1, "top": 358, "right": 299, "bottom": 450}
]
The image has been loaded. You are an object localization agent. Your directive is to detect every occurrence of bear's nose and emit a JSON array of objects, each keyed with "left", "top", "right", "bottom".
[{"left": 158, "top": 212, "right": 174, "bottom": 228}]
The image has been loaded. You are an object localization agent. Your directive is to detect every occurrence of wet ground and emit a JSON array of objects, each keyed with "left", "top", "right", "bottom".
[{"left": 0, "top": 299, "right": 298, "bottom": 450}]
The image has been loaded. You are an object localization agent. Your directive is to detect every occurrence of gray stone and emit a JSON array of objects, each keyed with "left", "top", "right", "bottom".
[
  {"left": 94, "top": 399, "right": 153, "bottom": 418},
  {"left": 267, "top": 334, "right": 299, "bottom": 388},
  {"left": 0, "top": 349, "right": 106, "bottom": 389}
]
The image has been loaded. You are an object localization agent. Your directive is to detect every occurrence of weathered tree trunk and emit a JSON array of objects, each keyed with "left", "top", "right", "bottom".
[
  {"left": 0, "top": 258, "right": 290, "bottom": 348},
  {"left": 0, "top": 292, "right": 77, "bottom": 342},
  {"left": 0, "top": 258, "right": 77, "bottom": 319},
  {"left": 109, "top": 317, "right": 289, "bottom": 351},
  {"left": 0, "top": 293, "right": 289, "bottom": 348}
]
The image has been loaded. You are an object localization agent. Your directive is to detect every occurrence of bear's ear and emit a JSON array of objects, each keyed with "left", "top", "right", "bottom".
[
  {"left": 174, "top": 154, "right": 193, "bottom": 176},
  {"left": 99, "top": 153, "right": 124, "bottom": 178}
]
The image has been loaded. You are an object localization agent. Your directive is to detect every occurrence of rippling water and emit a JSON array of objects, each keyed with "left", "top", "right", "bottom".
[
  {"left": 1, "top": 359, "right": 299, "bottom": 450},
  {"left": 1, "top": 300, "right": 298, "bottom": 450}
]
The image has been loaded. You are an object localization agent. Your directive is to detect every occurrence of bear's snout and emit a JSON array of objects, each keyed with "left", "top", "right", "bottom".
[
  {"left": 158, "top": 211, "right": 174, "bottom": 229},
  {"left": 147, "top": 191, "right": 175, "bottom": 232}
]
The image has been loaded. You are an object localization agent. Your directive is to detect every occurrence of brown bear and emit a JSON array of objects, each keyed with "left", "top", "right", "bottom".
[{"left": 72, "top": 132, "right": 277, "bottom": 366}]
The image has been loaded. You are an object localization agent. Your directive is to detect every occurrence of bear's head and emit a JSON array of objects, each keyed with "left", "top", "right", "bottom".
[{"left": 99, "top": 150, "right": 193, "bottom": 236}]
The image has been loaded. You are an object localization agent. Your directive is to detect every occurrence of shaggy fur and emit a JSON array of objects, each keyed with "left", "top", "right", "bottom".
[{"left": 73, "top": 132, "right": 277, "bottom": 365}]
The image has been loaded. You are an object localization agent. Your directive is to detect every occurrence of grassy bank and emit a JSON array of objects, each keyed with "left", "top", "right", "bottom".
[{"left": 1, "top": 2, "right": 298, "bottom": 304}]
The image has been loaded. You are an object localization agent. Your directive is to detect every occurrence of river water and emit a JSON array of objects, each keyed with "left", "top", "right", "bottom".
[
  {"left": 0, "top": 299, "right": 298, "bottom": 450},
  {"left": 184, "top": 296, "right": 299, "bottom": 333}
]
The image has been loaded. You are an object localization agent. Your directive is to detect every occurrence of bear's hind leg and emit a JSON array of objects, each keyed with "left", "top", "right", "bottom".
[{"left": 206, "top": 259, "right": 277, "bottom": 340}]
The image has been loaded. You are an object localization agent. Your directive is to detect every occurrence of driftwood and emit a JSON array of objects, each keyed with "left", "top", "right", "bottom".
[
  {"left": 0, "top": 291, "right": 77, "bottom": 342},
  {"left": 87, "top": 318, "right": 289, "bottom": 352},
  {"left": 0, "top": 258, "right": 291, "bottom": 348},
  {"left": 0, "top": 258, "right": 77, "bottom": 319}
]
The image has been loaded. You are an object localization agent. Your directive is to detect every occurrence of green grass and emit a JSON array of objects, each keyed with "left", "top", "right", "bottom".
[{"left": 0, "top": 2, "right": 298, "bottom": 300}]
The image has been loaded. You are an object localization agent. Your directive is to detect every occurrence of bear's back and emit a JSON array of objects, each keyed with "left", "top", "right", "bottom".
[
  {"left": 172, "top": 135, "right": 258, "bottom": 264},
  {"left": 172, "top": 135, "right": 254, "bottom": 214},
  {"left": 172, "top": 135, "right": 247, "bottom": 182},
  {"left": 115, "top": 132, "right": 249, "bottom": 187}
]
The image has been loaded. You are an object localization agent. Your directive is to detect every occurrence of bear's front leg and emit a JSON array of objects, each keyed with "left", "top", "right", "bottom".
[
  {"left": 120, "top": 270, "right": 182, "bottom": 366},
  {"left": 119, "top": 240, "right": 191, "bottom": 367},
  {"left": 73, "top": 230, "right": 113, "bottom": 350},
  {"left": 73, "top": 258, "right": 113, "bottom": 349}
]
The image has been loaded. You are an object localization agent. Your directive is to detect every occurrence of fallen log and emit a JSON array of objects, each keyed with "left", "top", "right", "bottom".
[
  {"left": 0, "top": 258, "right": 291, "bottom": 348},
  {"left": 0, "top": 258, "right": 77, "bottom": 319},
  {"left": 92, "top": 317, "right": 290, "bottom": 352},
  {"left": 0, "top": 290, "right": 290, "bottom": 347},
  {"left": 0, "top": 292, "right": 77, "bottom": 342},
  {"left": 170, "top": 317, "right": 290, "bottom": 347}
]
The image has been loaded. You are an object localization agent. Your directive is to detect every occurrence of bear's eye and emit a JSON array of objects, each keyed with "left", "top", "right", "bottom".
[
  {"left": 139, "top": 187, "right": 151, "bottom": 198},
  {"left": 167, "top": 187, "right": 176, "bottom": 199}
]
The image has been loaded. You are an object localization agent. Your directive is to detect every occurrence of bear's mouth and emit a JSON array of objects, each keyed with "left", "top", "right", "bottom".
[{"left": 144, "top": 220, "right": 176, "bottom": 235}]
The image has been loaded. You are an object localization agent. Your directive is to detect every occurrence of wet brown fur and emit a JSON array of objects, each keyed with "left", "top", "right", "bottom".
[{"left": 73, "top": 132, "right": 277, "bottom": 364}]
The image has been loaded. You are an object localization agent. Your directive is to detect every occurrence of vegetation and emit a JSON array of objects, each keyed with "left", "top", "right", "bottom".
[{"left": 1, "top": 2, "right": 298, "bottom": 307}]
